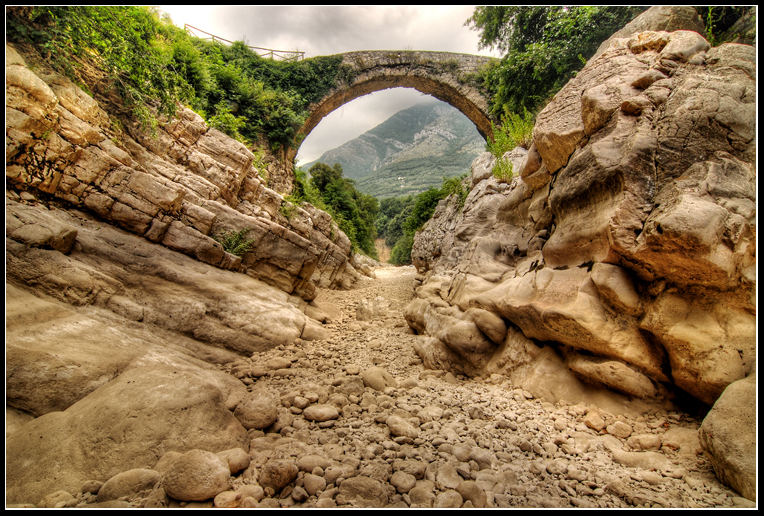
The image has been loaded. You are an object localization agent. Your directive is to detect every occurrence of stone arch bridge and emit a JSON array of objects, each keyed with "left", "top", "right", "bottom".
[{"left": 285, "top": 50, "right": 498, "bottom": 164}]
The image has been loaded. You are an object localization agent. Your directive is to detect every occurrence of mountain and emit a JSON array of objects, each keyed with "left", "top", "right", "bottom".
[{"left": 301, "top": 99, "right": 485, "bottom": 199}]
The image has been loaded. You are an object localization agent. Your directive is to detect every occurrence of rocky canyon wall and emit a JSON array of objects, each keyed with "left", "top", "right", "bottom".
[
  {"left": 5, "top": 39, "right": 373, "bottom": 505},
  {"left": 6, "top": 43, "right": 363, "bottom": 303},
  {"left": 4, "top": 6, "right": 757, "bottom": 506},
  {"left": 406, "top": 8, "right": 755, "bottom": 499},
  {"left": 409, "top": 6, "right": 755, "bottom": 409}
]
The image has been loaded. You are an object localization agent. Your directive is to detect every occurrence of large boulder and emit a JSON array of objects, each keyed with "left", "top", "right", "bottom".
[
  {"left": 699, "top": 374, "right": 757, "bottom": 501},
  {"left": 5, "top": 355, "right": 248, "bottom": 505},
  {"left": 5, "top": 283, "right": 143, "bottom": 416},
  {"left": 639, "top": 291, "right": 755, "bottom": 404},
  {"left": 472, "top": 267, "right": 666, "bottom": 381}
]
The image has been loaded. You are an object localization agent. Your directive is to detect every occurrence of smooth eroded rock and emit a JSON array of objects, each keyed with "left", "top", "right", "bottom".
[
  {"left": 699, "top": 374, "right": 756, "bottom": 501},
  {"left": 162, "top": 449, "right": 231, "bottom": 502},
  {"left": 97, "top": 468, "right": 161, "bottom": 502},
  {"left": 303, "top": 404, "right": 340, "bottom": 422}
]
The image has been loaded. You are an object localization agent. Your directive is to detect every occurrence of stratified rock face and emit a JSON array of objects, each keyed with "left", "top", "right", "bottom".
[
  {"left": 5, "top": 43, "right": 358, "bottom": 302},
  {"left": 407, "top": 6, "right": 755, "bottom": 409},
  {"left": 5, "top": 39, "right": 370, "bottom": 504},
  {"left": 6, "top": 200, "right": 318, "bottom": 356}
]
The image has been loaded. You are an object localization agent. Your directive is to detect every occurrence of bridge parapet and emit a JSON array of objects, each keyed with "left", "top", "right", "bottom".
[{"left": 338, "top": 50, "right": 496, "bottom": 76}]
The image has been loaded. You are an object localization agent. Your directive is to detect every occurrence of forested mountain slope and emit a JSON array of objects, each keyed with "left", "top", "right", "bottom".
[{"left": 302, "top": 100, "right": 484, "bottom": 198}]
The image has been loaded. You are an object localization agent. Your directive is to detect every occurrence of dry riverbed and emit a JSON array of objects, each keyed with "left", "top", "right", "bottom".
[{"left": 209, "top": 265, "right": 752, "bottom": 509}]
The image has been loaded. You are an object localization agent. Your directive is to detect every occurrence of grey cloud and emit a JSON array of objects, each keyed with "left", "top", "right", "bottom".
[{"left": 191, "top": 5, "right": 488, "bottom": 57}]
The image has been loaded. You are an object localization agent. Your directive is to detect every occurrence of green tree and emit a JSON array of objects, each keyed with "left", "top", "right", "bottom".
[
  {"left": 467, "top": 6, "right": 645, "bottom": 116},
  {"left": 306, "top": 162, "right": 379, "bottom": 259},
  {"left": 377, "top": 196, "right": 415, "bottom": 248},
  {"left": 382, "top": 176, "right": 469, "bottom": 265},
  {"left": 309, "top": 162, "right": 344, "bottom": 192},
  {"left": 6, "top": 6, "right": 355, "bottom": 151},
  {"left": 389, "top": 233, "right": 414, "bottom": 266}
]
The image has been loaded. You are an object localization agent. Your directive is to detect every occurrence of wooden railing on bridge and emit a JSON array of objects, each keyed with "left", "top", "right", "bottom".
[{"left": 184, "top": 24, "right": 305, "bottom": 62}]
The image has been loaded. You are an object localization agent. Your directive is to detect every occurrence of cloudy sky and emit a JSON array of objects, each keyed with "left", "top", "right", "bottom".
[{"left": 157, "top": 5, "right": 499, "bottom": 164}]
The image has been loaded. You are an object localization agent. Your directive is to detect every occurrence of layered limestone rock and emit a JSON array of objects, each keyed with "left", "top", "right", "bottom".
[
  {"left": 5, "top": 41, "right": 369, "bottom": 505},
  {"left": 6, "top": 199, "right": 329, "bottom": 357},
  {"left": 406, "top": 7, "right": 755, "bottom": 498},
  {"left": 4, "top": 195, "right": 344, "bottom": 503},
  {"left": 5, "top": 42, "right": 361, "bottom": 302}
]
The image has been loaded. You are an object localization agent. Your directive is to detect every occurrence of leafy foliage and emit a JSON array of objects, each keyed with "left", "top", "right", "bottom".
[
  {"left": 7, "top": 6, "right": 188, "bottom": 130},
  {"left": 208, "top": 103, "right": 247, "bottom": 141},
  {"left": 486, "top": 107, "right": 535, "bottom": 158},
  {"left": 439, "top": 176, "right": 470, "bottom": 211},
  {"left": 389, "top": 233, "right": 415, "bottom": 266},
  {"left": 215, "top": 228, "right": 256, "bottom": 256},
  {"left": 467, "top": 6, "right": 645, "bottom": 117},
  {"left": 492, "top": 157, "right": 514, "bottom": 183},
  {"left": 485, "top": 107, "right": 532, "bottom": 182},
  {"left": 292, "top": 163, "right": 379, "bottom": 259},
  {"left": 403, "top": 187, "right": 446, "bottom": 237},
  {"left": 6, "top": 6, "right": 356, "bottom": 150},
  {"left": 376, "top": 196, "right": 415, "bottom": 248},
  {"left": 379, "top": 175, "right": 470, "bottom": 265}
]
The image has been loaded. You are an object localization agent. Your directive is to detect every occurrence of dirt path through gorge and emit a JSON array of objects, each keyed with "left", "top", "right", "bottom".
[{"left": 221, "top": 265, "right": 751, "bottom": 509}]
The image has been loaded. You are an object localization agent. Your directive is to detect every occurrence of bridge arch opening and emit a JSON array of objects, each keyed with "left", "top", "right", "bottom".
[
  {"left": 294, "top": 87, "right": 487, "bottom": 199},
  {"left": 295, "top": 86, "right": 488, "bottom": 170},
  {"left": 297, "top": 88, "right": 479, "bottom": 166}
]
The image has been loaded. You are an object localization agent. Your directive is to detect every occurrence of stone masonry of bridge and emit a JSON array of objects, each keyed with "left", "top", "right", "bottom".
[{"left": 287, "top": 50, "right": 498, "bottom": 164}]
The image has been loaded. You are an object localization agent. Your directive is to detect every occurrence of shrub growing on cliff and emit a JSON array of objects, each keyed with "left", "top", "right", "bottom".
[
  {"left": 215, "top": 228, "right": 256, "bottom": 256},
  {"left": 492, "top": 158, "right": 514, "bottom": 183},
  {"left": 486, "top": 107, "right": 535, "bottom": 157},
  {"left": 439, "top": 175, "right": 470, "bottom": 211}
]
